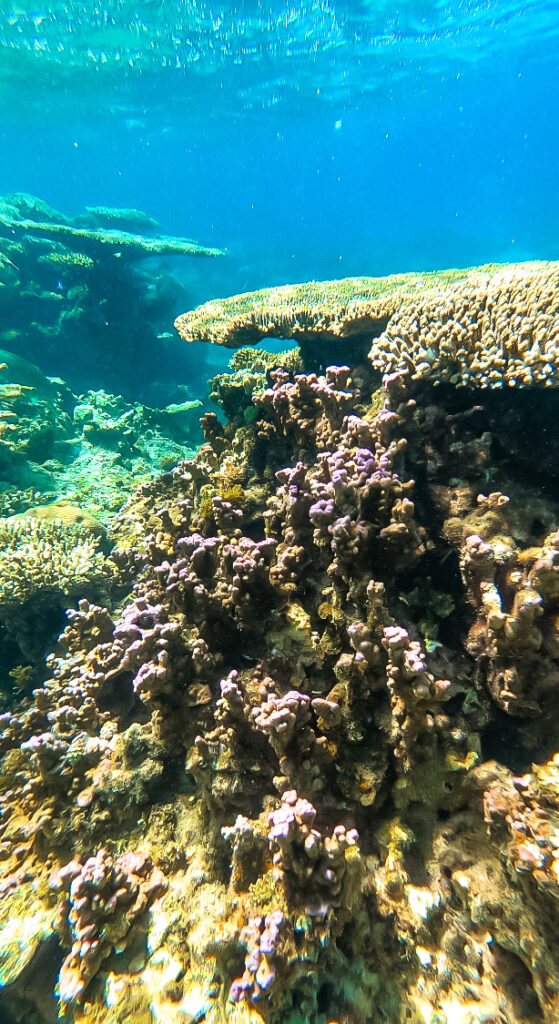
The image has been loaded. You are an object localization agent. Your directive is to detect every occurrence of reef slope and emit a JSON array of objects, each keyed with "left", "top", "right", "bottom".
[{"left": 1, "top": 260, "right": 559, "bottom": 1024}]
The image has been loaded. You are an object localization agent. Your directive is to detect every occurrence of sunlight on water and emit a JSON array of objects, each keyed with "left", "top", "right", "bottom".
[
  {"left": 1, "top": 0, "right": 557, "bottom": 115},
  {"left": 0, "top": 0, "right": 559, "bottom": 1022}
]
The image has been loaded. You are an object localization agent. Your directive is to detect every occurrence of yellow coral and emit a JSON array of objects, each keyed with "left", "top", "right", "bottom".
[
  {"left": 0, "top": 516, "right": 108, "bottom": 606},
  {"left": 39, "top": 250, "right": 95, "bottom": 269},
  {"left": 176, "top": 261, "right": 559, "bottom": 391}
]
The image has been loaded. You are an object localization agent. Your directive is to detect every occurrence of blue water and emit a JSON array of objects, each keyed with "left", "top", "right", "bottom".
[{"left": 1, "top": 0, "right": 558, "bottom": 307}]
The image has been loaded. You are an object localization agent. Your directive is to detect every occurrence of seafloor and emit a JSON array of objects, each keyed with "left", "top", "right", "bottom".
[{"left": 1, "top": 218, "right": 559, "bottom": 1024}]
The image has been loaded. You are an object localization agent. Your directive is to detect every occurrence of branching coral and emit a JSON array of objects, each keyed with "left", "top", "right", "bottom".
[
  {"left": 209, "top": 345, "right": 303, "bottom": 424},
  {"left": 52, "top": 848, "right": 167, "bottom": 1003},
  {"left": 0, "top": 517, "right": 108, "bottom": 608},
  {"left": 1, "top": 261, "right": 559, "bottom": 1024}
]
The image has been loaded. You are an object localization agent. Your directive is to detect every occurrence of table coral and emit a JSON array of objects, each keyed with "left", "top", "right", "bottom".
[
  {"left": 0, "top": 191, "right": 220, "bottom": 403},
  {"left": 1, "top": 212, "right": 222, "bottom": 262},
  {"left": 175, "top": 267, "right": 480, "bottom": 347},
  {"left": 175, "top": 260, "right": 559, "bottom": 387}
]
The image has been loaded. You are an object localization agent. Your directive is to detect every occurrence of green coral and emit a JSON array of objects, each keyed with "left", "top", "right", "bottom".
[
  {"left": 78, "top": 206, "right": 160, "bottom": 235},
  {"left": 175, "top": 265, "right": 505, "bottom": 348},
  {"left": 39, "top": 250, "right": 95, "bottom": 269},
  {"left": 0, "top": 216, "right": 223, "bottom": 262}
]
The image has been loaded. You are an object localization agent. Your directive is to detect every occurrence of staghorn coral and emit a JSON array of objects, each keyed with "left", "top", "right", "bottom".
[{"left": 1, "top": 264, "right": 559, "bottom": 1024}]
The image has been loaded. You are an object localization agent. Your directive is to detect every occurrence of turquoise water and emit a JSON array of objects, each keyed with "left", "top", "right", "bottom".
[
  {"left": 1, "top": 0, "right": 558, "bottom": 301},
  {"left": 1, "top": 8, "right": 559, "bottom": 1024}
]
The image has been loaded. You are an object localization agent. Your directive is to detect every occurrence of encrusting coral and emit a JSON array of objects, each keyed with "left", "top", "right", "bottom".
[{"left": 1, "top": 259, "right": 559, "bottom": 1024}]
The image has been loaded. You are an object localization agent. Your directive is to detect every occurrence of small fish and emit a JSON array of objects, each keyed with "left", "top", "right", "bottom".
[{"left": 157, "top": 331, "right": 173, "bottom": 339}]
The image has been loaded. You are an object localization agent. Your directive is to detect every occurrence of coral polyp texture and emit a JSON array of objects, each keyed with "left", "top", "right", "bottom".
[
  {"left": 176, "top": 260, "right": 559, "bottom": 387},
  {"left": 2, "top": 259, "right": 559, "bottom": 1024}
]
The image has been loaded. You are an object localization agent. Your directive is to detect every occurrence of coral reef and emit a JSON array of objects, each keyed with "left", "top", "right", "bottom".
[
  {"left": 1, "top": 259, "right": 559, "bottom": 1024},
  {"left": 52, "top": 849, "right": 167, "bottom": 1004},
  {"left": 0, "top": 351, "right": 202, "bottom": 522},
  {"left": 209, "top": 346, "right": 303, "bottom": 425},
  {"left": 0, "top": 192, "right": 221, "bottom": 400},
  {"left": 0, "top": 192, "right": 222, "bottom": 261},
  {"left": 0, "top": 347, "right": 204, "bottom": 699},
  {"left": 176, "top": 261, "right": 559, "bottom": 385}
]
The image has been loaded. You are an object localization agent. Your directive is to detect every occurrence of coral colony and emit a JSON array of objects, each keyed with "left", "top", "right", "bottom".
[{"left": 1, "top": 251, "right": 559, "bottom": 1024}]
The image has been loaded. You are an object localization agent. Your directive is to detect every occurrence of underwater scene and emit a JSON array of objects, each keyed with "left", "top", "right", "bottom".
[{"left": 0, "top": 2, "right": 559, "bottom": 1023}]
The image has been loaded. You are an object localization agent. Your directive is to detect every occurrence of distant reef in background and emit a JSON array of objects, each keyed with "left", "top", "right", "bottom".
[
  {"left": 1, "top": 259, "right": 559, "bottom": 1024},
  {"left": 0, "top": 192, "right": 218, "bottom": 701},
  {"left": 0, "top": 192, "right": 222, "bottom": 402}
]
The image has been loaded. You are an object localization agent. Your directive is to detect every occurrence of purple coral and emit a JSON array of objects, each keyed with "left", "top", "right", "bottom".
[{"left": 52, "top": 848, "right": 167, "bottom": 1003}]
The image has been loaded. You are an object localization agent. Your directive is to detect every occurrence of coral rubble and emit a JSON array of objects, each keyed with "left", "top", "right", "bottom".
[{"left": 1, "top": 260, "right": 559, "bottom": 1024}]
